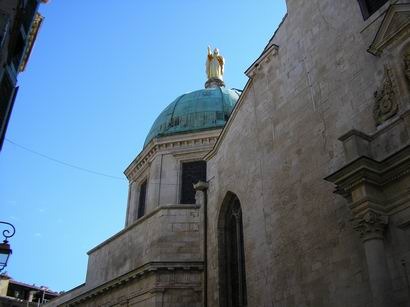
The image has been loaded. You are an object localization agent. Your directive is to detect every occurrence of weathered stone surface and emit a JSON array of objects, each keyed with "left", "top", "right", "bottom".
[{"left": 205, "top": 1, "right": 410, "bottom": 306}]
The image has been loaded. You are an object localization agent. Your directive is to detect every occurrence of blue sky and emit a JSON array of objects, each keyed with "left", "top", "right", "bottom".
[{"left": 0, "top": 1, "right": 286, "bottom": 291}]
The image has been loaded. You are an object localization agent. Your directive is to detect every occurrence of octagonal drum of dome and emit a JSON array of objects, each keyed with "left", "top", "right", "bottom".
[{"left": 144, "top": 87, "right": 240, "bottom": 147}]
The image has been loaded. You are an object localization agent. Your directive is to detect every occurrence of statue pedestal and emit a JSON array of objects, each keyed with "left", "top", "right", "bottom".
[{"left": 205, "top": 78, "right": 225, "bottom": 88}]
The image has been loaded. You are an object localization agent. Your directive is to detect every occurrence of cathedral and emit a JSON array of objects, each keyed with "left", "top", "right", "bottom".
[{"left": 47, "top": 0, "right": 410, "bottom": 306}]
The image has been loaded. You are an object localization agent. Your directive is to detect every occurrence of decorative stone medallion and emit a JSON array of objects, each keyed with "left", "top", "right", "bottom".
[{"left": 373, "top": 65, "right": 398, "bottom": 125}]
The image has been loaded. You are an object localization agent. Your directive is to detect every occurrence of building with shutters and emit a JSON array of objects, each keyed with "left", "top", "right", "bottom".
[
  {"left": 0, "top": 0, "right": 47, "bottom": 151},
  {"left": 48, "top": 0, "right": 410, "bottom": 306}
]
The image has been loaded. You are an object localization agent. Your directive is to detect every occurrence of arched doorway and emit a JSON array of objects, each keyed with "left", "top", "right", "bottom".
[{"left": 218, "top": 192, "right": 247, "bottom": 307}]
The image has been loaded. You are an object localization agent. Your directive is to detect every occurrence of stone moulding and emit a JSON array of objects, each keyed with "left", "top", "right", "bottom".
[
  {"left": 325, "top": 145, "right": 410, "bottom": 217},
  {"left": 61, "top": 261, "right": 204, "bottom": 306},
  {"left": 337, "top": 110, "right": 410, "bottom": 161},
  {"left": 19, "top": 12, "right": 44, "bottom": 72},
  {"left": 124, "top": 130, "right": 221, "bottom": 181},
  {"left": 245, "top": 43, "right": 279, "bottom": 78},
  {"left": 368, "top": 4, "right": 410, "bottom": 56}
]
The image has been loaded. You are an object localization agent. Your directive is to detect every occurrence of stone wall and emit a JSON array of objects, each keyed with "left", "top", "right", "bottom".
[
  {"left": 206, "top": 0, "right": 410, "bottom": 306},
  {"left": 48, "top": 205, "right": 203, "bottom": 306},
  {"left": 86, "top": 205, "right": 202, "bottom": 288}
]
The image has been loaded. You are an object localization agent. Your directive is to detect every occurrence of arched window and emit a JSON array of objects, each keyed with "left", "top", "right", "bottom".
[{"left": 218, "top": 193, "right": 247, "bottom": 307}]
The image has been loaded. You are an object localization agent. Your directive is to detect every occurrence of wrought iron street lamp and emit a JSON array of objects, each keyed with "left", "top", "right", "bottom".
[{"left": 0, "top": 221, "right": 15, "bottom": 273}]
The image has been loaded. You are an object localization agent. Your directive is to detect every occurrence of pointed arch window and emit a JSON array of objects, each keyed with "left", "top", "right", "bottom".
[{"left": 218, "top": 193, "right": 247, "bottom": 307}]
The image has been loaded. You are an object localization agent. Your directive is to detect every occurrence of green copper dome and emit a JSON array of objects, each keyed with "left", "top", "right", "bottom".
[{"left": 144, "top": 87, "right": 240, "bottom": 147}]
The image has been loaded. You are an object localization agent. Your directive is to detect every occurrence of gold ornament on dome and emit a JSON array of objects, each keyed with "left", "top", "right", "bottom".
[{"left": 206, "top": 46, "right": 225, "bottom": 81}]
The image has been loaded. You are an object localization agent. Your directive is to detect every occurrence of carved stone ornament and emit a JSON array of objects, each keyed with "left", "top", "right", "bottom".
[
  {"left": 353, "top": 211, "right": 388, "bottom": 242},
  {"left": 404, "top": 52, "right": 410, "bottom": 81},
  {"left": 373, "top": 66, "right": 398, "bottom": 126}
]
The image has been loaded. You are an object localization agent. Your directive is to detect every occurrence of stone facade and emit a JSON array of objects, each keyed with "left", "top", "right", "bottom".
[
  {"left": 47, "top": 0, "right": 410, "bottom": 306},
  {"left": 203, "top": 1, "right": 410, "bottom": 306}
]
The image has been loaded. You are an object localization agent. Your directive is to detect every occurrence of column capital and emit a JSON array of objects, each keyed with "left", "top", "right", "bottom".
[{"left": 353, "top": 211, "right": 388, "bottom": 242}]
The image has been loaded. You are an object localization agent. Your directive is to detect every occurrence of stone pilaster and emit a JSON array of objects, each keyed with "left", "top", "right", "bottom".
[{"left": 353, "top": 211, "right": 392, "bottom": 307}]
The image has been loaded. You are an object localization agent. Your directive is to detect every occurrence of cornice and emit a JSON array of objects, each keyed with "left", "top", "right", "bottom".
[
  {"left": 19, "top": 13, "right": 43, "bottom": 72},
  {"left": 245, "top": 44, "right": 279, "bottom": 78},
  {"left": 325, "top": 145, "right": 410, "bottom": 191},
  {"left": 61, "top": 261, "right": 204, "bottom": 306},
  {"left": 124, "top": 130, "right": 221, "bottom": 180}
]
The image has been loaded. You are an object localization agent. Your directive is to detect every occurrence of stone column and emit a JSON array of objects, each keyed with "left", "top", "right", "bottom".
[{"left": 354, "top": 211, "right": 393, "bottom": 307}]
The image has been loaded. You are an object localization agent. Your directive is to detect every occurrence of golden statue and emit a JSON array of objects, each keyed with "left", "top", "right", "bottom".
[{"left": 206, "top": 46, "right": 225, "bottom": 81}]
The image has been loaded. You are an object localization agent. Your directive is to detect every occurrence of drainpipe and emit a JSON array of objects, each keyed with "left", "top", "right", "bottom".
[{"left": 194, "top": 181, "right": 209, "bottom": 307}]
